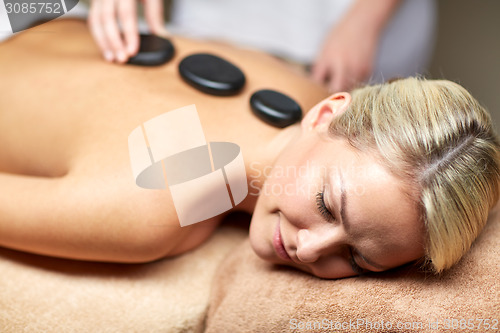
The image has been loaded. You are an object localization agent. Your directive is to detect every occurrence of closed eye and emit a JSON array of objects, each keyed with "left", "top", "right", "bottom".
[
  {"left": 349, "top": 247, "right": 367, "bottom": 275},
  {"left": 316, "top": 190, "right": 335, "bottom": 222}
]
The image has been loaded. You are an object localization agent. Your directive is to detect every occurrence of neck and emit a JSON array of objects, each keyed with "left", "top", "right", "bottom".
[
  {"left": 262, "top": 123, "right": 301, "bottom": 167},
  {"left": 238, "top": 124, "right": 301, "bottom": 213}
]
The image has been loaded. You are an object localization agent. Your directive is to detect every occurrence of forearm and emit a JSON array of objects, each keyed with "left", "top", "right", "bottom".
[{"left": 0, "top": 172, "right": 181, "bottom": 262}]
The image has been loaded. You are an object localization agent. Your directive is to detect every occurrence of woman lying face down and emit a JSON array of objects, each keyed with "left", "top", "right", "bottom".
[
  {"left": 0, "top": 21, "right": 498, "bottom": 280},
  {"left": 250, "top": 78, "right": 500, "bottom": 279}
]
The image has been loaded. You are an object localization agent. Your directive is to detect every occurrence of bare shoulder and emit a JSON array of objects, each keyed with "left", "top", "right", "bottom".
[
  {"left": 0, "top": 19, "right": 329, "bottom": 261},
  {"left": 3, "top": 18, "right": 328, "bottom": 112}
]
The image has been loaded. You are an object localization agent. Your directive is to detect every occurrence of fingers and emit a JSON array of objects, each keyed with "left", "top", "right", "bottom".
[
  {"left": 88, "top": 0, "right": 114, "bottom": 61},
  {"left": 311, "top": 58, "right": 345, "bottom": 93},
  {"left": 310, "top": 58, "right": 361, "bottom": 93},
  {"left": 102, "top": 0, "right": 128, "bottom": 63},
  {"left": 118, "top": 0, "right": 139, "bottom": 56},
  {"left": 329, "top": 65, "right": 346, "bottom": 93},
  {"left": 329, "top": 60, "right": 372, "bottom": 93},
  {"left": 143, "top": 0, "right": 167, "bottom": 35},
  {"left": 88, "top": 0, "right": 139, "bottom": 63},
  {"left": 311, "top": 60, "right": 328, "bottom": 87}
]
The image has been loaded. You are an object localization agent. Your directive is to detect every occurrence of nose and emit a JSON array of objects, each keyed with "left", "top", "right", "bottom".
[{"left": 295, "top": 227, "right": 344, "bottom": 263}]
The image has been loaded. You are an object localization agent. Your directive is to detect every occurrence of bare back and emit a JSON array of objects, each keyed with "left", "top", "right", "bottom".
[{"left": 0, "top": 19, "right": 328, "bottom": 262}]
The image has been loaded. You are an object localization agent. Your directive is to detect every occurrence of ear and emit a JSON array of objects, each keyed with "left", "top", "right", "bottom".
[{"left": 301, "top": 92, "right": 351, "bottom": 132}]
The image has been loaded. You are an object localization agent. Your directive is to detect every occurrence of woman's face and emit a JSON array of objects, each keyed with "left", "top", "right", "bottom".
[{"left": 249, "top": 93, "right": 425, "bottom": 279}]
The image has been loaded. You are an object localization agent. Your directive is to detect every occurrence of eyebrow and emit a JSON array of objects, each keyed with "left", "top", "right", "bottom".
[{"left": 338, "top": 171, "right": 387, "bottom": 271}]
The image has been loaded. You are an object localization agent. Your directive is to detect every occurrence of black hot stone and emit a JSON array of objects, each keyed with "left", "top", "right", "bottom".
[
  {"left": 178, "top": 53, "right": 246, "bottom": 96},
  {"left": 250, "top": 89, "right": 302, "bottom": 128},
  {"left": 127, "top": 34, "right": 175, "bottom": 66}
]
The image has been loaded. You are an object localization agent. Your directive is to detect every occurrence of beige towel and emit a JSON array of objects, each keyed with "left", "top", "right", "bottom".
[
  {"left": 0, "top": 224, "right": 247, "bottom": 333},
  {"left": 206, "top": 202, "right": 500, "bottom": 333}
]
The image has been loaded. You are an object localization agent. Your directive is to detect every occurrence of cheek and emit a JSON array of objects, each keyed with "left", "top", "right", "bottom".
[
  {"left": 285, "top": 254, "right": 357, "bottom": 279},
  {"left": 248, "top": 196, "right": 275, "bottom": 260},
  {"left": 308, "top": 258, "right": 357, "bottom": 279}
]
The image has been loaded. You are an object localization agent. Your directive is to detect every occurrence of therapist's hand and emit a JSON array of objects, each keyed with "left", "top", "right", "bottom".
[
  {"left": 88, "top": 0, "right": 166, "bottom": 63},
  {"left": 311, "top": 17, "right": 377, "bottom": 93},
  {"left": 311, "top": 0, "right": 401, "bottom": 93}
]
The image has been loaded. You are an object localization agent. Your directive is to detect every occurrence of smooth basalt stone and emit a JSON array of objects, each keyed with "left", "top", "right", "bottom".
[
  {"left": 178, "top": 53, "right": 246, "bottom": 96},
  {"left": 127, "top": 34, "right": 175, "bottom": 66},
  {"left": 250, "top": 89, "right": 302, "bottom": 128}
]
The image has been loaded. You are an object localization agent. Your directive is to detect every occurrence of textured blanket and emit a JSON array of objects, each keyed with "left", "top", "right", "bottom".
[
  {"left": 0, "top": 223, "right": 247, "bottom": 332},
  {"left": 1, "top": 204, "right": 498, "bottom": 333}
]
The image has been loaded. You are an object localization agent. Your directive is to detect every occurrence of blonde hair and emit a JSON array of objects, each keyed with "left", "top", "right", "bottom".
[{"left": 329, "top": 77, "right": 500, "bottom": 273}]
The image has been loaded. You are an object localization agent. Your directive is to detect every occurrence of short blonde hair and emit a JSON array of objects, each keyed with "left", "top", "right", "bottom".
[{"left": 329, "top": 77, "right": 500, "bottom": 273}]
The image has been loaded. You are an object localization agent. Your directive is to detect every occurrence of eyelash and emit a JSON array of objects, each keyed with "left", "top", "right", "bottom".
[
  {"left": 349, "top": 248, "right": 365, "bottom": 275},
  {"left": 316, "top": 191, "right": 364, "bottom": 275},
  {"left": 315, "top": 191, "right": 335, "bottom": 222}
]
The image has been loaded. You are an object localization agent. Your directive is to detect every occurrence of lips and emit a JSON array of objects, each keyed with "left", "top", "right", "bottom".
[{"left": 273, "top": 214, "right": 291, "bottom": 261}]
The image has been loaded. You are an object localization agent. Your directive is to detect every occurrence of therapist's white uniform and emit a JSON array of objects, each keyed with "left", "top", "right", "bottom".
[{"left": 168, "top": 0, "right": 437, "bottom": 84}]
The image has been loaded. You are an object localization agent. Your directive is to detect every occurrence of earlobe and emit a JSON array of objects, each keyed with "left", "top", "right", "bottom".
[{"left": 301, "top": 92, "right": 351, "bottom": 132}]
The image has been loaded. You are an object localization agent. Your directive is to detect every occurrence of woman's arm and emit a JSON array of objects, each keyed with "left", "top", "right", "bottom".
[{"left": 0, "top": 171, "right": 218, "bottom": 262}]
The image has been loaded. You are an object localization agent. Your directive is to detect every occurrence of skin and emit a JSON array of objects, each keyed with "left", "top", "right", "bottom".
[
  {"left": 311, "top": 0, "right": 401, "bottom": 92},
  {"left": 87, "top": 0, "right": 401, "bottom": 92},
  {"left": 0, "top": 20, "right": 424, "bottom": 279},
  {"left": 0, "top": 19, "right": 326, "bottom": 263}
]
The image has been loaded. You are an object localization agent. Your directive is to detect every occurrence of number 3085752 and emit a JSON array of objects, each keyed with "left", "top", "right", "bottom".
[{"left": 5, "top": 2, "right": 62, "bottom": 14}]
